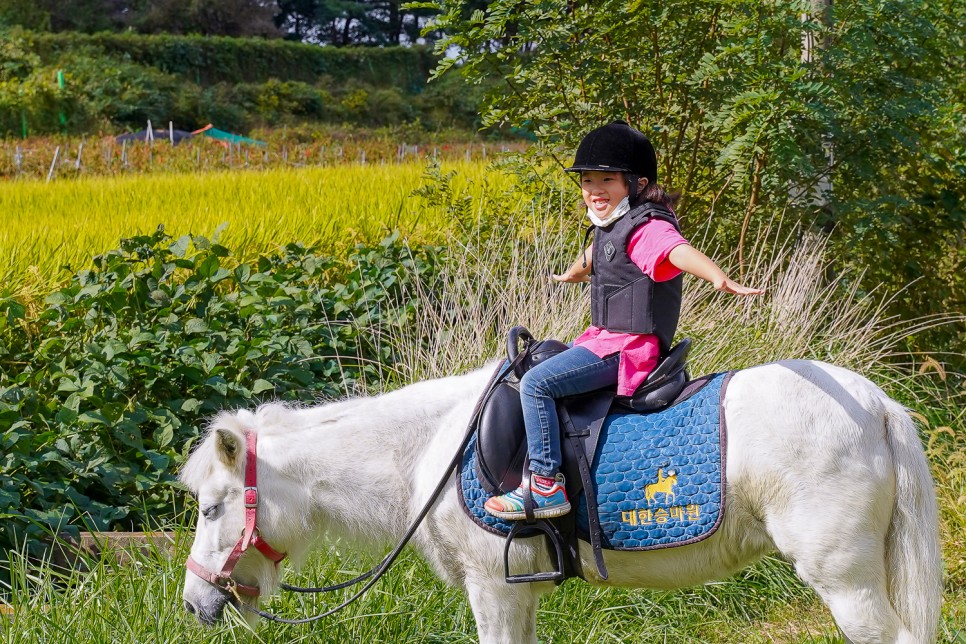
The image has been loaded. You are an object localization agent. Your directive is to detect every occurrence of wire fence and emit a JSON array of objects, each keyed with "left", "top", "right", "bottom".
[{"left": 1, "top": 135, "right": 527, "bottom": 182}]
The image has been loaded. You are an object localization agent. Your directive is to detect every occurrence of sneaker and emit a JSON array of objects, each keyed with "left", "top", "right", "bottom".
[{"left": 484, "top": 473, "right": 571, "bottom": 520}]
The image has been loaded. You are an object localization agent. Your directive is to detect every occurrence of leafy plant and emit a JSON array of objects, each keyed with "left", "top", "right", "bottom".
[{"left": 0, "top": 227, "right": 441, "bottom": 556}]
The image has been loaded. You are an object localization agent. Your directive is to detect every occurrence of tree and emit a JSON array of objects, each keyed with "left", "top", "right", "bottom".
[
  {"left": 274, "top": 0, "right": 439, "bottom": 46},
  {"left": 0, "top": 0, "right": 129, "bottom": 32},
  {"left": 132, "top": 0, "right": 280, "bottom": 37},
  {"left": 424, "top": 0, "right": 965, "bottom": 359},
  {"left": 0, "top": 0, "right": 51, "bottom": 31}
]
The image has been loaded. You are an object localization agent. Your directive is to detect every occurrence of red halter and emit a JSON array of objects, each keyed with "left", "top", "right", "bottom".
[{"left": 186, "top": 431, "right": 287, "bottom": 598}]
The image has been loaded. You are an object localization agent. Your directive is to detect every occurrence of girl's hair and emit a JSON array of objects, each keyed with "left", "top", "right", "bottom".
[{"left": 631, "top": 177, "right": 681, "bottom": 210}]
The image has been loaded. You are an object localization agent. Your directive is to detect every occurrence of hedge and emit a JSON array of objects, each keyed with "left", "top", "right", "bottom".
[
  {"left": 0, "top": 228, "right": 441, "bottom": 556},
  {"left": 24, "top": 32, "right": 437, "bottom": 91}
]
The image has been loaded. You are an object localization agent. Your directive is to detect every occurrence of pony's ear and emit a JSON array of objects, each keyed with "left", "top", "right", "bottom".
[{"left": 215, "top": 428, "right": 242, "bottom": 467}]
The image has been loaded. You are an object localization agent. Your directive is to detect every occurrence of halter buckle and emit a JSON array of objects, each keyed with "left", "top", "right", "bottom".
[{"left": 244, "top": 486, "right": 258, "bottom": 508}]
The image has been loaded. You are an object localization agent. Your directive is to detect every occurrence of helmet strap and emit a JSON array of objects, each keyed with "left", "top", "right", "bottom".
[{"left": 626, "top": 174, "right": 640, "bottom": 204}]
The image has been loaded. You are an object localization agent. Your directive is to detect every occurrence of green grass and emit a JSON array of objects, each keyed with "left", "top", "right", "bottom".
[{"left": 2, "top": 522, "right": 963, "bottom": 642}]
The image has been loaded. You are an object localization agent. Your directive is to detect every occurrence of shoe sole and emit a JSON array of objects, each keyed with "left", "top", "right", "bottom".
[{"left": 485, "top": 503, "right": 572, "bottom": 521}]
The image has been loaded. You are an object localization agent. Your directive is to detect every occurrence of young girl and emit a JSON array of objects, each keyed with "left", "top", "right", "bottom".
[{"left": 484, "top": 120, "right": 764, "bottom": 521}]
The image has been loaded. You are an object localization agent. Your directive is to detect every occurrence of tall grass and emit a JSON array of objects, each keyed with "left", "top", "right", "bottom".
[
  {"left": 393, "top": 211, "right": 961, "bottom": 385},
  {"left": 0, "top": 522, "right": 844, "bottom": 643}
]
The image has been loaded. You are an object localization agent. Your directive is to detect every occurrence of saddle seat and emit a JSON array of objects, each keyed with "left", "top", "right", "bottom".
[{"left": 615, "top": 337, "right": 691, "bottom": 412}]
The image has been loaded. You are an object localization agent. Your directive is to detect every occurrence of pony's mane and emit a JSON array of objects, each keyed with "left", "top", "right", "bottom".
[
  {"left": 178, "top": 395, "right": 369, "bottom": 493},
  {"left": 178, "top": 365, "right": 493, "bottom": 494}
]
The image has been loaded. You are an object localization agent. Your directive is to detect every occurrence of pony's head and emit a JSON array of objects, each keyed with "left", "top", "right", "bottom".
[{"left": 180, "top": 409, "right": 291, "bottom": 625}]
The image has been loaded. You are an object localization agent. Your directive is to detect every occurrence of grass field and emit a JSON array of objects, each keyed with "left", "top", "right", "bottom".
[
  {"left": 0, "top": 163, "right": 964, "bottom": 641},
  {"left": 0, "top": 160, "right": 507, "bottom": 300}
]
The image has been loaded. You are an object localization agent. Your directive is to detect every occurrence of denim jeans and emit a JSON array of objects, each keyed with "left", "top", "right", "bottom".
[{"left": 519, "top": 346, "right": 620, "bottom": 477}]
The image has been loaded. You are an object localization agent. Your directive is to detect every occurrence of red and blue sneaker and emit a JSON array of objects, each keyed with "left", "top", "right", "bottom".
[{"left": 484, "top": 473, "right": 571, "bottom": 520}]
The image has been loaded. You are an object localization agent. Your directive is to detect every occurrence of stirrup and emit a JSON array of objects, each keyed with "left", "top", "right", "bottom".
[{"left": 503, "top": 520, "right": 567, "bottom": 584}]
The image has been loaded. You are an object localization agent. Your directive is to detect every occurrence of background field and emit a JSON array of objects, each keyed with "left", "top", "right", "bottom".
[
  {"left": 2, "top": 0, "right": 963, "bottom": 639},
  {"left": 0, "top": 160, "right": 504, "bottom": 299}
]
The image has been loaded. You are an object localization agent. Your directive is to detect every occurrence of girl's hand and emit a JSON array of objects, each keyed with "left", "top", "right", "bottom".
[
  {"left": 552, "top": 272, "right": 590, "bottom": 283},
  {"left": 715, "top": 277, "right": 765, "bottom": 296}
]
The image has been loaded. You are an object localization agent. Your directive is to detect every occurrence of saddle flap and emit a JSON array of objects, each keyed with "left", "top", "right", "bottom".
[{"left": 475, "top": 381, "right": 527, "bottom": 495}]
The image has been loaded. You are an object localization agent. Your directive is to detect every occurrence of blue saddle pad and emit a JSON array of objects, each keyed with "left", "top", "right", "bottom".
[{"left": 459, "top": 371, "right": 732, "bottom": 551}]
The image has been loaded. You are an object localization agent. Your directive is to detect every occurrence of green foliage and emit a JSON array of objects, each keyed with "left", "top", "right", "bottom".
[
  {"left": 423, "top": 0, "right": 966, "bottom": 362},
  {"left": 0, "top": 29, "right": 486, "bottom": 134},
  {"left": 0, "top": 227, "right": 441, "bottom": 556},
  {"left": 25, "top": 31, "right": 436, "bottom": 88}
]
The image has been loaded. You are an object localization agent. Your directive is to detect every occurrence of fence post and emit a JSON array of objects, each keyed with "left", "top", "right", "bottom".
[
  {"left": 75, "top": 141, "right": 84, "bottom": 171},
  {"left": 14, "top": 146, "right": 22, "bottom": 176},
  {"left": 46, "top": 146, "right": 60, "bottom": 183},
  {"left": 56, "top": 70, "right": 67, "bottom": 134}
]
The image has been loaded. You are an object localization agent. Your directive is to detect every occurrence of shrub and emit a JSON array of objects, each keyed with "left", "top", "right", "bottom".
[{"left": 0, "top": 227, "right": 440, "bottom": 555}]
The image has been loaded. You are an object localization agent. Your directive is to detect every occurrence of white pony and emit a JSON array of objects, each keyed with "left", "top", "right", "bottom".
[{"left": 180, "top": 359, "right": 942, "bottom": 643}]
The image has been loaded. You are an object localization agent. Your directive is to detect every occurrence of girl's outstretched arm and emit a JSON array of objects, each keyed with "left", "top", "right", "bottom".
[
  {"left": 668, "top": 244, "right": 764, "bottom": 296},
  {"left": 552, "top": 244, "right": 593, "bottom": 283}
]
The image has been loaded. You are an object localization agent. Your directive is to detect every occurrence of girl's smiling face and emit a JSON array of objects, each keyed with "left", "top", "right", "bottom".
[{"left": 581, "top": 171, "right": 629, "bottom": 219}]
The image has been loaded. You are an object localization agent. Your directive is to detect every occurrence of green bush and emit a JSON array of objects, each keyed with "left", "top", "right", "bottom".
[
  {"left": 24, "top": 32, "right": 437, "bottom": 89},
  {"left": 0, "top": 29, "right": 489, "bottom": 134},
  {"left": 0, "top": 228, "right": 440, "bottom": 556}
]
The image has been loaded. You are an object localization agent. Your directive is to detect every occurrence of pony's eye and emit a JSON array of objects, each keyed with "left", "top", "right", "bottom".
[{"left": 202, "top": 504, "right": 220, "bottom": 520}]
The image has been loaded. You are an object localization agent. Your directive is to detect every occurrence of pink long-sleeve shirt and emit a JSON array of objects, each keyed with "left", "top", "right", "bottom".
[{"left": 573, "top": 218, "right": 689, "bottom": 396}]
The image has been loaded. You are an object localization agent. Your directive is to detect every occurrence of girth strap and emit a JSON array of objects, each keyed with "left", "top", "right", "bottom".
[{"left": 559, "top": 390, "right": 614, "bottom": 580}]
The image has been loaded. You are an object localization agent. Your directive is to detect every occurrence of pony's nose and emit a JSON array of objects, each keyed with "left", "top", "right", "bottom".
[{"left": 184, "top": 600, "right": 197, "bottom": 615}]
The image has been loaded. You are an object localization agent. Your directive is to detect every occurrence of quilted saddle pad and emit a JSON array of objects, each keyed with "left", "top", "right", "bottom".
[{"left": 459, "top": 371, "right": 733, "bottom": 551}]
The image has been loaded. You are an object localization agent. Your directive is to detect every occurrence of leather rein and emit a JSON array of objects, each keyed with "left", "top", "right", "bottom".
[{"left": 185, "top": 351, "right": 522, "bottom": 624}]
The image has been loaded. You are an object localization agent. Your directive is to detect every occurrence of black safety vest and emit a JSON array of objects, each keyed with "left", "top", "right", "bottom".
[{"left": 590, "top": 202, "right": 683, "bottom": 353}]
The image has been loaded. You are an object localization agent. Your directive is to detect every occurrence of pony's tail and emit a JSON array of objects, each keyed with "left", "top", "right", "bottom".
[{"left": 883, "top": 400, "right": 942, "bottom": 642}]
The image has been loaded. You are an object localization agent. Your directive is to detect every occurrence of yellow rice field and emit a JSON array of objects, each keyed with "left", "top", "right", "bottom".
[{"left": 0, "top": 160, "right": 502, "bottom": 298}]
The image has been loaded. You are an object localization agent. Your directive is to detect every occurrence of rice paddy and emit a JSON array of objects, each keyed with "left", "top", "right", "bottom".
[{"left": 0, "top": 160, "right": 507, "bottom": 299}]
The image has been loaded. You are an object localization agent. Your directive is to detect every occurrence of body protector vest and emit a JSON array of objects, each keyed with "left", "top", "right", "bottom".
[{"left": 590, "top": 202, "right": 683, "bottom": 353}]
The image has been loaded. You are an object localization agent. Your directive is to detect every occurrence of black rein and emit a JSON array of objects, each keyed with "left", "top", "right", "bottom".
[{"left": 238, "top": 346, "right": 533, "bottom": 624}]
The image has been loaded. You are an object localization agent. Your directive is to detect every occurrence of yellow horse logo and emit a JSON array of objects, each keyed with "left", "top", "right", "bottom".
[{"left": 644, "top": 468, "right": 677, "bottom": 506}]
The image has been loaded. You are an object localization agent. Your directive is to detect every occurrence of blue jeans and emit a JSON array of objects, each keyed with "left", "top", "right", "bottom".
[{"left": 519, "top": 346, "right": 620, "bottom": 477}]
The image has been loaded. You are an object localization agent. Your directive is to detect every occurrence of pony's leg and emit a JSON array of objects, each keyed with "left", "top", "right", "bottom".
[
  {"left": 794, "top": 544, "right": 916, "bottom": 644},
  {"left": 766, "top": 498, "right": 913, "bottom": 643},
  {"left": 464, "top": 573, "right": 540, "bottom": 644}
]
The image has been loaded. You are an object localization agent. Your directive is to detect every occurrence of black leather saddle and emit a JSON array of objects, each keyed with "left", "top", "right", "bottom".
[
  {"left": 473, "top": 326, "right": 691, "bottom": 583},
  {"left": 476, "top": 327, "right": 691, "bottom": 497}
]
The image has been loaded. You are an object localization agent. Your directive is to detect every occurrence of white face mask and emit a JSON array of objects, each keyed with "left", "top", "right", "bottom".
[{"left": 586, "top": 196, "right": 631, "bottom": 227}]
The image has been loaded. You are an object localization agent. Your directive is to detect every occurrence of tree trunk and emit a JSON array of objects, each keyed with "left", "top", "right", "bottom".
[{"left": 801, "top": 0, "right": 834, "bottom": 211}]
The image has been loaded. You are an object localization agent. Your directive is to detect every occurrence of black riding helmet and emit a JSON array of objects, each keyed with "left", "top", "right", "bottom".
[{"left": 566, "top": 121, "right": 658, "bottom": 201}]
